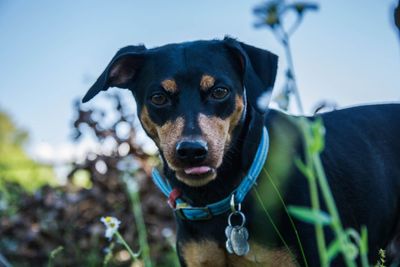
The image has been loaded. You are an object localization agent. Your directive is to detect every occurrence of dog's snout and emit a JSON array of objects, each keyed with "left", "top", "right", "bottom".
[{"left": 176, "top": 140, "right": 208, "bottom": 164}]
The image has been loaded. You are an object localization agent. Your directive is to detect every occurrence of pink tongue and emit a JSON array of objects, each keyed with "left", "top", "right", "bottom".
[{"left": 184, "top": 166, "right": 211, "bottom": 175}]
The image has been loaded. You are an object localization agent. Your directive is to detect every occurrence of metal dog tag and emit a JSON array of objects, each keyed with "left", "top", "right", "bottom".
[{"left": 225, "top": 211, "right": 250, "bottom": 256}]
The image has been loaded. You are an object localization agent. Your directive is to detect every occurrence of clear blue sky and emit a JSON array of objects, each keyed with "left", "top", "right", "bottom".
[{"left": 0, "top": 0, "right": 399, "bottom": 160}]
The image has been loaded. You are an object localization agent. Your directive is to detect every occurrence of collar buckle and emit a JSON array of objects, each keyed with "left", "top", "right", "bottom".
[{"left": 175, "top": 205, "right": 212, "bottom": 221}]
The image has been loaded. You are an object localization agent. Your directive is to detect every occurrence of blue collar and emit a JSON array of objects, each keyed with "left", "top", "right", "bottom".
[{"left": 151, "top": 127, "right": 270, "bottom": 220}]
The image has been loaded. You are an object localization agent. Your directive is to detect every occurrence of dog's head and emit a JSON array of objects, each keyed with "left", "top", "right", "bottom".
[{"left": 83, "top": 37, "right": 277, "bottom": 187}]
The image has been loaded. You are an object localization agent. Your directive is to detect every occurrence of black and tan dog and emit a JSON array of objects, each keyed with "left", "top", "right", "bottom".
[{"left": 83, "top": 37, "right": 400, "bottom": 266}]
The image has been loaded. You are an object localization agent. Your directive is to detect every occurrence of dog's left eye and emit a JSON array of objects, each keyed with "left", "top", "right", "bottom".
[
  {"left": 210, "top": 87, "right": 229, "bottom": 100},
  {"left": 150, "top": 93, "right": 169, "bottom": 106}
]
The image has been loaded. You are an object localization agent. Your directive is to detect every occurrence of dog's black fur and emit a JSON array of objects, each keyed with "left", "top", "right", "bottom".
[{"left": 83, "top": 38, "right": 400, "bottom": 266}]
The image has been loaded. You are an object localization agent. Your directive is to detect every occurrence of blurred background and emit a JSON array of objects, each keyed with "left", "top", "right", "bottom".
[{"left": 0, "top": 0, "right": 399, "bottom": 266}]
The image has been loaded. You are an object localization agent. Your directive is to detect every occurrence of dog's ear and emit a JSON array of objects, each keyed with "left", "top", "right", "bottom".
[
  {"left": 82, "top": 45, "right": 147, "bottom": 103},
  {"left": 224, "top": 37, "right": 278, "bottom": 113}
]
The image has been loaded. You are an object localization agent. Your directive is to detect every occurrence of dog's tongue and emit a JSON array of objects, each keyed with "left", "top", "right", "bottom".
[{"left": 184, "top": 166, "right": 211, "bottom": 175}]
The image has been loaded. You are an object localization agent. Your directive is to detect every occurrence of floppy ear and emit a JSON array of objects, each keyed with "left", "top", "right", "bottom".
[
  {"left": 82, "top": 45, "right": 147, "bottom": 103},
  {"left": 224, "top": 37, "right": 278, "bottom": 113}
]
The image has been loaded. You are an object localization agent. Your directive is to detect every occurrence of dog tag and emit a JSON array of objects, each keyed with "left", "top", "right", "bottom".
[{"left": 225, "top": 211, "right": 250, "bottom": 256}]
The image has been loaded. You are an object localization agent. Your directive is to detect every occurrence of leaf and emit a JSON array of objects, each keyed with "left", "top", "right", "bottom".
[
  {"left": 359, "top": 226, "right": 369, "bottom": 267},
  {"left": 309, "top": 118, "right": 325, "bottom": 154},
  {"left": 326, "top": 238, "right": 341, "bottom": 262},
  {"left": 294, "top": 157, "right": 313, "bottom": 180},
  {"left": 288, "top": 206, "right": 332, "bottom": 225},
  {"left": 344, "top": 243, "right": 359, "bottom": 261},
  {"left": 360, "top": 226, "right": 368, "bottom": 255},
  {"left": 345, "top": 228, "right": 361, "bottom": 243}
]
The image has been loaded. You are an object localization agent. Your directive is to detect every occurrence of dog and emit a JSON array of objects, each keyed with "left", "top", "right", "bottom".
[{"left": 83, "top": 37, "right": 400, "bottom": 266}]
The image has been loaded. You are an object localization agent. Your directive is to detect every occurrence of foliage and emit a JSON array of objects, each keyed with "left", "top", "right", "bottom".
[
  {"left": 293, "top": 118, "right": 370, "bottom": 267},
  {"left": 0, "top": 95, "right": 177, "bottom": 266},
  {"left": 0, "top": 110, "right": 55, "bottom": 193}
]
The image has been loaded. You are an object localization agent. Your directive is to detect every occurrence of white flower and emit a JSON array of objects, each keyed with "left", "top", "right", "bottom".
[
  {"left": 257, "top": 91, "right": 272, "bottom": 111},
  {"left": 100, "top": 216, "right": 121, "bottom": 240}
]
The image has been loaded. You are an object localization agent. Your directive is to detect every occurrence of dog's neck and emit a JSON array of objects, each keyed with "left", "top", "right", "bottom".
[{"left": 162, "top": 107, "right": 265, "bottom": 207}]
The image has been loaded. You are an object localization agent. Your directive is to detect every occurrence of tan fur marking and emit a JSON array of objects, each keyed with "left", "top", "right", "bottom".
[
  {"left": 140, "top": 107, "right": 158, "bottom": 142},
  {"left": 228, "top": 96, "right": 244, "bottom": 139},
  {"left": 181, "top": 240, "right": 296, "bottom": 267},
  {"left": 200, "top": 74, "right": 215, "bottom": 91},
  {"left": 228, "top": 242, "right": 296, "bottom": 267},
  {"left": 181, "top": 240, "right": 226, "bottom": 267},
  {"left": 198, "top": 114, "right": 230, "bottom": 167},
  {"left": 194, "top": 96, "right": 244, "bottom": 183},
  {"left": 177, "top": 172, "right": 216, "bottom": 187},
  {"left": 140, "top": 107, "right": 184, "bottom": 166},
  {"left": 161, "top": 79, "right": 178, "bottom": 93},
  {"left": 157, "top": 117, "right": 185, "bottom": 168}
]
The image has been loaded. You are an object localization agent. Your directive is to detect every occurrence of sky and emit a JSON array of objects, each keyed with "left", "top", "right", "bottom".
[{"left": 0, "top": 0, "right": 399, "bottom": 167}]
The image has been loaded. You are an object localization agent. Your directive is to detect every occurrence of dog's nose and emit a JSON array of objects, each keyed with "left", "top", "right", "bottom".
[{"left": 176, "top": 140, "right": 208, "bottom": 164}]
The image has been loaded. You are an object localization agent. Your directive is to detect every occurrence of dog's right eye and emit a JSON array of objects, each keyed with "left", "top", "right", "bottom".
[
  {"left": 210, "top": 87, "right": 230, "bottom": 100},
  {"left": 150, "top": 93, "right": 169, "bottom": 106}
]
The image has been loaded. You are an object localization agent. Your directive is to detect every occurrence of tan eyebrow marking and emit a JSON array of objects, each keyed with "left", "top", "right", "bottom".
[
  {"left": 161, "top": 79, "right": 178, "bottom": 93},
  {"left": 200, "top": 74, "right": 215, "bottom": 91}
]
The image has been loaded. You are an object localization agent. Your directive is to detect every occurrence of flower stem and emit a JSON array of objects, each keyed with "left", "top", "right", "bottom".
[
  {"left": 115, "top": 231, "right": 140, "bottom": 260},
  {"left": 303, "top": 136, "right": 327, "bottom": 267},
  {"left": 123, "top": 175, "right": 153, "bottom": 267},
  {"left": 311, "top": 151, "right": 356, "bottom": 267},
  {"left": 47, "top": 246, "right": 64, "bottom": 267},
  {"left": 282, "top": 35, "right": 304, "bottom": 114}
]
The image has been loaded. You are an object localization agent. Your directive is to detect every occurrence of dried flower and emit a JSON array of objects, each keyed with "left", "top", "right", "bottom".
[
  {"left": 253, "top": 1, "right": 282, "bottom": 28},
  {"left": 292, "top": 2, "right": 319, "bottom": 16}
]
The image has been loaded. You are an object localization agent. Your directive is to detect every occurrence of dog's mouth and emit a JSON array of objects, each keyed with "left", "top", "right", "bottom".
[
  {"left": 183, "top": 166, "right": 213, "bottom": 175},
  {"left": 175, "top": 165, "right": 217, "bottom": 187}
]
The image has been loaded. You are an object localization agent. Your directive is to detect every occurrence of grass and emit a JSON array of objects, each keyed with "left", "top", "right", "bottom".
[
  {"left": 47, "top": 246, "right": 64, "bottom": 267},
  {"left": 292, "top": 118, "right": 362, "bottom": 266},
  {"left": 122, "top": 173, "right": 153, "bottom": 267}
]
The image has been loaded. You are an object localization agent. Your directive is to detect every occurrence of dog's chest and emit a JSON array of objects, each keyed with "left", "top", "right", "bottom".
[{"left": 181, "top": 239, "right": 296, "bottom": 267}]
